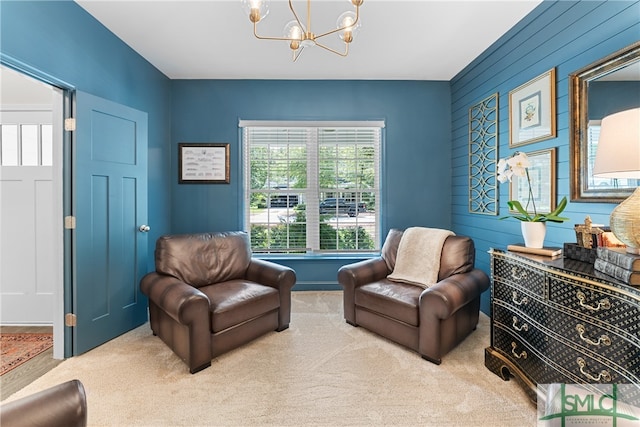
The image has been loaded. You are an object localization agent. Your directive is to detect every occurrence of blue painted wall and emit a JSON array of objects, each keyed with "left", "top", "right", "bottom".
[
  {"left": 170, "top": 79, "right": 452, "bottom": 289},
  {"left": 3, "top": 0, "right": 639, "bottom": 300},
  {"left": 0, "top": 0, "right": 173, "bottom": 271},
  {"left": 450, "top": 0, "right": 640, "bottom": 313}
]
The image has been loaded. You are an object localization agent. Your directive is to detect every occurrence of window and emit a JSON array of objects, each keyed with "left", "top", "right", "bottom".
[
  {"left": 1, "top": 123, "right": 53, "bottom": 166},
  {"left": 241, "top": 121, "right": 383, "bottom": 254}
]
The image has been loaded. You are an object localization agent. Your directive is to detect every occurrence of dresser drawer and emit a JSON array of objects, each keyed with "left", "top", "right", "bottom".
[
  {"left": 493, "top": 281, "right": 545, "bottom": 322},
  {"left": 543, "top": 335, "right": 638, "bottom": 384},
  {"left": 493, "top": 325, "right": 547, "bottom": 383},
  {"left": 493, "top": 256, "right": 546, "bottom": 296},
  {"left": 547, "top": 274, "right": 640, "bottom": 341},
  {"left": 544, "top": 310, "right": 640, "bottom": 378},
  {"left": 493, "top": 303, "right": 543, "bottom": 347}
]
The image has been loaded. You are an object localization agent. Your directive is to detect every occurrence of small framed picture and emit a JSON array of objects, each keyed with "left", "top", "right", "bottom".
[
  {"left": 178, "top": 143, "right": 230, "bottom": 184},
  {"left": 509, "top": 68, "right": 556, "bottom": 147},
  {"left": 509, "top": 148, "right": 557, "bottom": 214}
]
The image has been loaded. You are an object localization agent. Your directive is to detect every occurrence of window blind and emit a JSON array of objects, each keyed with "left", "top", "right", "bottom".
[{"left": 242, "top": 122, "right": 382, "bottom": 253}]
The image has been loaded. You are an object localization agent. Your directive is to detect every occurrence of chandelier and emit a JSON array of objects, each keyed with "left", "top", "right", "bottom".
[{"left": 242, "top": 0, "right": 364, "bottom": 62}]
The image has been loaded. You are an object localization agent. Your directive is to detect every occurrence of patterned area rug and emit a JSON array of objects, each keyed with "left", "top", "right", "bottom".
[{"left": 1, "top": 333, "right": 53, "bottom": 375}]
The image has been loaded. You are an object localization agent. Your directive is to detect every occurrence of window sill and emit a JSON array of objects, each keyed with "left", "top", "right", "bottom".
[{"left": 255, "top": 252, "right": 380, "bottom": 262}]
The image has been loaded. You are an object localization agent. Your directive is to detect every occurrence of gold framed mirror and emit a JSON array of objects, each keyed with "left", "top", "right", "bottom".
[{"left": 569, "top": 41, "right": 640, "bottom": 202}]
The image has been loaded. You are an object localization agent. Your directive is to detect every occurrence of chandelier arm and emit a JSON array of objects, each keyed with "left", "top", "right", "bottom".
[
  {"left": 292, "top": 46, "right": 305, "bottom": 62},
  {"left": 289, "top": 0, "right": 306, "bottom": 32},
  {"left": 313, "top": 40, "right": 349, "bottom": 57},
  {"left": 313, "top": 7, "right": 360, "bottom": 39},
  {"left": 253, "top": 22, "right": 297, "bottom": 42}
]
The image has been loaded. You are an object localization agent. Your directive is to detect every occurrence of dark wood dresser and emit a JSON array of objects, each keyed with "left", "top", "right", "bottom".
[{"left": 485, "top": 248, "right": 640, "bottom": 404}]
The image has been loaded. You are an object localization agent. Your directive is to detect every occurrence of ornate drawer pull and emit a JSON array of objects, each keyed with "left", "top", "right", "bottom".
[
  {"left": 576, "top": 291, "right": 611, "bottom": 311},
  {"left": 511, "top": 267, "right": 527, "bottom": 281},
  {"left": 512, "top": 316, "right": 529, "bottom": 332},
  {"left": 577, "top": 357, "right": 612, "bottom": 382},
  {"left": 511, "top": 342, "right": 527, "bottom": 359},
  {"left": 512, "top": 291, "right": 528, "bottom": 306},
  {"left": 576, "top": 324, "right": 611, "bottom": 347}
]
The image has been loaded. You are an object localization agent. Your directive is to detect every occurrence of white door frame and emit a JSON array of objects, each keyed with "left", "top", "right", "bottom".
[
  {"left": 1, "top": 63, "right": 67, "bottom": 359},
  {"left": 51, "top": 87, "right": 64, "bottom": 359}
]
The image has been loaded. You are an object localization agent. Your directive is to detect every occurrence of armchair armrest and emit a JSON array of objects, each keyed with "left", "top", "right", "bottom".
[
  {"left": 246, "top": 258, "right": 296, "bottom": 291},
  {"left": 337, "top": 257, "right": 389, "bottom": 290},
  {"left": 338, "top": 257, "right": 390, "bottom": 324},
  {"left": 246, "top": 258, "right": 296, "bottom": 330},
  {"left": 418, "top": 268, "right": 489, "bottom": 364},
  {"left": 140, "top": 272, "right": 210, "bottom": 325},
  {"left": 0, "top": 379, "right": 87, "bottom": 427},
  {"left": 419, "top": 268, "right": 490, "bottom": 320}
]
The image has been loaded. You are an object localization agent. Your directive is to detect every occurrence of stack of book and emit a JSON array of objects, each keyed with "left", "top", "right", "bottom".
[{"left": 594, "top": 247, "right": 640, "bottom": 286}]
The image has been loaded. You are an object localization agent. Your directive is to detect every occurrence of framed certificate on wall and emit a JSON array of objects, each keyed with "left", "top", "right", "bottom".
[{"left": 178, "top": 143, "right": 230, "bottom": 184}]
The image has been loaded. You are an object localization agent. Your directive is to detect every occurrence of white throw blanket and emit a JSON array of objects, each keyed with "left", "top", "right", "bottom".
[{"left": 387, "top": 227, "right": 455, "bottom": 288}]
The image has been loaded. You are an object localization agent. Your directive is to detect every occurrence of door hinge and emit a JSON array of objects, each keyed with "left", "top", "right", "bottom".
[
  {"left": 65, "top": 313, "right": 77, "bottom": 327},
  {"left": 64, "top": 117, "right": 76, "bottom": 132},
  {"left": 64, "top": 216, "right": 76, "bottom": 229}
]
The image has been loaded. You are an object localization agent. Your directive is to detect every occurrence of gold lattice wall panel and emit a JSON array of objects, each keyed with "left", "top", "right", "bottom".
[{"left": 469, "top": 93, "right": 498, "bottom": 215}]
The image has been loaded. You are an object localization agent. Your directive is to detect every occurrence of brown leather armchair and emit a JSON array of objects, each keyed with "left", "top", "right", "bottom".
[
  {"left": 141, "top": 231, "right": 296, "bottom": 373},
  {"left": 338, "top": 229, "right": 490, "bottom": 364},
  {"left": 0, "top": 379, "right": 87, "bottom": 427}
]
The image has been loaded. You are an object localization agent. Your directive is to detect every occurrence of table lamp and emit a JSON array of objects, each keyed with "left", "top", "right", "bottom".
[{"left": 593, "top": 107, "right": 640, "bottom": 254}]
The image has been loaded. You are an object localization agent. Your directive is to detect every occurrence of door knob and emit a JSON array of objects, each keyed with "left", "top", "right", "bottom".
[{"left": 138, "top": 225, "right": 150, "bottom": 233}]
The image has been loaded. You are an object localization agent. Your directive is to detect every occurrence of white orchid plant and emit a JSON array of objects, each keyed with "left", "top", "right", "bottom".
[{"left": 497, "top": 152, "right": 569, "bottom": 223}]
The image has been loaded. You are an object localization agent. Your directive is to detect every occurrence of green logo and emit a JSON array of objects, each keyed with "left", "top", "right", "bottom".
[{"left": 538, "top": 384, "right": 640, "bottom": 426}]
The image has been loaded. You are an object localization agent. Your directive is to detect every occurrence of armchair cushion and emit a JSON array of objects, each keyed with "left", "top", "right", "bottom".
[
  {"left": 155, "top": 232, "right": 251, "bottom": 288},
  {"left": 381, "top": 228, "right": 403, "bottom": 272},
  {"left": 438, "top": 235, "right": 475, "bottom": 280},
  {"left": 202, "top": 280, "right": 279, "bottom": 333},
  {"left": 381, "top": 229, "right": 476, "bottom": 281},
  {"left": 387, "top": 227, "right": 454, "bottom": 288},
  {"left": 356, "top": 280, "right": 421, "bottom": 326}
]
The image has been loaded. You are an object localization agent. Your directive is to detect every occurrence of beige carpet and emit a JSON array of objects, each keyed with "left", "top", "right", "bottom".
[{"left": 2, "top": 291, "right": 536, "bottom": 426}]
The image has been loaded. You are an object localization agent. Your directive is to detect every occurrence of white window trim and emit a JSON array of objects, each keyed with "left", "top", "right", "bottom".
[
  {"left": 239, "top": 120, "right": 385, "bottom": 128},
  {"left": 242, "top": 120, "right": 383, "bottom": 254}
]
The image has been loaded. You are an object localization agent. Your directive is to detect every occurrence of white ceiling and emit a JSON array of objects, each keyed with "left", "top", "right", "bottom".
[
  {"left": 74, "top": 0, "right": 543, "bottom": 81},
  {"left": 1, "top": 66, "right": 54, "bottom": 106}
]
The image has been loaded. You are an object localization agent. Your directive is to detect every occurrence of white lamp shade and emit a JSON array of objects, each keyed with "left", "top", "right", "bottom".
[{"left": 593, "top": 107, "right": 640, "bottom": 179}]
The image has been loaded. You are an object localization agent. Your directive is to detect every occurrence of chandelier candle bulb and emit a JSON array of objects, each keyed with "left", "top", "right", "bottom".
[
  {"left": 244, "top": 0, "right": 268, "bottom": 23},
  {"left": 250, "top": 8, "right": 260, "bottom": 23},
  {"left": 337, "top": 11, "right": 357, "bottom": 43}
]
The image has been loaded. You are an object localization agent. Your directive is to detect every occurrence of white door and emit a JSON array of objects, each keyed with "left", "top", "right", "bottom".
[
  {"left": 0, "top": 65, "right": 65, "bottom": 358},
  {"left": 0, "top": 109, "right": 55, "bottom": 324}
]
